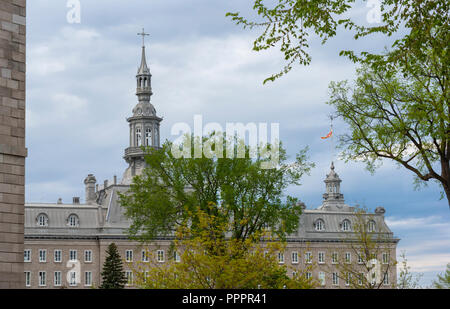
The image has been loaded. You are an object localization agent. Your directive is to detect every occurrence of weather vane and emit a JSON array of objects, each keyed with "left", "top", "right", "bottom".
[{"left": 137, "top": 28, "right": 150, "bottom": 46}]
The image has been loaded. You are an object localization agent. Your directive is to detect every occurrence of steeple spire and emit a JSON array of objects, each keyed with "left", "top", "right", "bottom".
[
  {"left": 122, "top": 29, "right": 162, "bottom": 185},
  {"left": 135, "top": 28, "right": 152, "bottom": 103}
]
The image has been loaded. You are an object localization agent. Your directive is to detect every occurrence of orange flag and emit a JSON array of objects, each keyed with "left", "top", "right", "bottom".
[{"left": 321, "top": 129, "right": 332, "bottom": 139}]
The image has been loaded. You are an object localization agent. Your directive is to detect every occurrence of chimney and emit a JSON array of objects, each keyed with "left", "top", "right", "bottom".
[
  {"left": 104, "top": 179, "right": 108, "bottom": 189},
  {"left": 73, "top": 197, "right": 80, "bottom": 204},
  {"left": 114, "top": 175, "right": 117, "bottom": 185},
  {"left": 84, "top": 174, "right": 97, "bottom": 204}
]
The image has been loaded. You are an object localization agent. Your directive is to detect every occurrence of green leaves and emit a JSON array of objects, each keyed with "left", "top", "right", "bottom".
[
  {"left": 227, "top": 0, "right": 449, "bottom": 84},
  {"left": 119, "top": 134, "right": 314, "bottom": 241}
]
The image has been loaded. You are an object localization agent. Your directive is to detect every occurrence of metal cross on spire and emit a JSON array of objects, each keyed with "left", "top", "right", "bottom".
[{"left": 137, "top": 28, "right": 150, "bottom": 46}]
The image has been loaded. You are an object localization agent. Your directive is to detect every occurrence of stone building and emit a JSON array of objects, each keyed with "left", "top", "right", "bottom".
[
  {"left": 23, "top": 38, "right": 399, "bottom": 289},
  {"left": 0, "top": 0, "right": 27, "bottom": 289}
]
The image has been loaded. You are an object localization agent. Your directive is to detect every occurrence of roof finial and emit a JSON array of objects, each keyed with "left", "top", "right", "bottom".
[
  {"left": 137, "top": 28, "right": 149, "bottom": 47},
  {"left": 331, "top": 161, "right": 334, "bottom": 170}
]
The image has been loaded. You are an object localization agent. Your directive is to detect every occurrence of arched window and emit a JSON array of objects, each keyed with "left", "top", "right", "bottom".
[
  {"left": 67, "top": 214, "right": 79, "bottom": 227},
  {"left": 136, "top": 127, "right": 142, "bottom": 147},
  {"left": 342, "top": 219, "right": 351, "bottom": 231},
  {"left": 315, "top": 219, "right": 325, "bottom": 231},
  {"left": 37, "top": 213, "right": 48, "bottom": 227},
  {"left": 368, "top": 220, "right": 376, "bottom": 232},
  {"left": 145, "top": 128, "right": 152, "bottom": 146}
]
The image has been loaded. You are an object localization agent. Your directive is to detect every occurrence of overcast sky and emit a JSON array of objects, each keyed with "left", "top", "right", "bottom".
[{"left": 26, "top": 0, "right": 449, "bottom": 286}]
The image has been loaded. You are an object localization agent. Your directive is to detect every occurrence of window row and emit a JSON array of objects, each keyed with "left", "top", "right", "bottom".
[
  {"left": 314, "top": 218, "right": 377, "bottom": 232},
  {"left": 275, "top": 251, "right": 390, "bottom": 265},
  {"left": 25, "top": 271, "right": 93, "bottom": 287},
  {"left": 135, "top": 127, "right": 159, "bottom": 147},
  {"left": 316, "top": 271, "right": 390, "bottom": 286},
  {"left": 36, "top": 213, "right": 79, "bottom": 227},
  {"left": 124, "top": 249, "right": 180, "bottom": 263},
  {"left": 24, "top": 249, "right": 93, "bottom": 263}
]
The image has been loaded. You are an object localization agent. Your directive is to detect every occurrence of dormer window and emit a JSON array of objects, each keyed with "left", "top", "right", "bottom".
[
  {"left": 37, "top": 213, "right": 48, "bottom": 227},
  {"left": 315, "top": 219, "right": 325, "bottom": 231},
  {"left": 67, "top": 214, "right": 79, "bottom": 227},
  {"left": 368, "top": 220, "right": 376, "bottom": 232},
  {"left": 341, "top": 219, "right": 351, "bottom": 231}
]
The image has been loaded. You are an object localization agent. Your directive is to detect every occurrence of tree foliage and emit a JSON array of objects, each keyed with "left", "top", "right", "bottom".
[
  {"left": 328, "top": 59, "right": 449, "bottom": 206},
  {"left": 131, "top": 206, "right": 316, "bottom": 289},
  {"left": 100, "top": 243, "right": 127, "bottom": 289},
  {"left": 432, "top": 263, "right": 450, "bottom": 289},
  {"left": 227, "top": 0, "right": 449, "bottom": 83},
  {"left": 396, "top": 251, "right": 423, "bottom": 289},
  {"left": 119, "top": 135, "right": 314, "bottom": 242}
]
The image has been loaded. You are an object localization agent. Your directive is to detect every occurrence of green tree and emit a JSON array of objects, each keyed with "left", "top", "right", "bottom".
[
  {"left": 132, "top": 206, "right": 316, "bottom": 289},
  {"left": 433, "top": 263, "right": 450, "bottom": 289},
  {"left": 396, "top": 251, "right": 423, "bottom": 289},
  {"left": 227, "top": 0, "right": 448, "bottom": 84},
  {"left": 119, "top": 134, "right": 314, "bottom": 242},
  {"left": 100, "top": 243, "right": 127, "bottom": 289},
  {"left": 327, "top": 58, "right": 449, "bottom": 206}
]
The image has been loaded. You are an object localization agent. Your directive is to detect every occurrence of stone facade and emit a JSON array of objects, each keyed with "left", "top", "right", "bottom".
[
  {"left": 0, "top": 0, "right": 26, "bottom": 289},
  {"left": 23, "top": 38, "right": 399, "bottom": 289}
]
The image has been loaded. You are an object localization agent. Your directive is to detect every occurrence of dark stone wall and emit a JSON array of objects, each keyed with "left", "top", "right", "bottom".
[{"left": 0, "top": 0, "right": 26, "bottom": 289}]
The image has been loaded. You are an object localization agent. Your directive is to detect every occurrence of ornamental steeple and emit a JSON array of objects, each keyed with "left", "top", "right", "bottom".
[
  {"left": 122, "top": 29, "right": 162, "bottom": 185},
  {"left": 321, "top": 162, "right": 346, "bottom": 210}
]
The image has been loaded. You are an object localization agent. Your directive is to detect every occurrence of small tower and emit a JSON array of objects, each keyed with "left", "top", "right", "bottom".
[
  {"left": 122, "top": 29, "right": 162, "bottom": 184},
  {"left": 321, "top": 162, "right": 346, "bottom": 210}
]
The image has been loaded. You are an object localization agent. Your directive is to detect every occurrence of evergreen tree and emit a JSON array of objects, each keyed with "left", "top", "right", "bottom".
[{"left": 100, "top": 243, "right": 127, "bottom": 289}]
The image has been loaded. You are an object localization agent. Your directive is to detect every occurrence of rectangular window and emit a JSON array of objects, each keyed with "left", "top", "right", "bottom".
[
  {"left": 85, "top": 271, "right": 92, "bottom": 286},
  {"left": 38, "top": 271, "right": 46, "bottom": 286},
  {"left": 125, "top": 250, "right": 133, "bottom": 262},
  {"left": 291, "top": 251, "right": 298, "bottom": 264},
  {"left": 54, "top": 271, "right": 61, "bottom": 287},
  {"left": 69, "top": 271, "right": 77, "bottom": 286},
  {"left": 382, "top": 252, "right": 389, "bottom": 264},
  {"left": 306, "top": 272, "right": 312, "bottom": 280},
  {"left": 318, "top": 272, "right": 325, "bottom": 286},
  {"left": 174, "top": 251, "right": 180, "bottom": 263},
  {"left": 125, "top": 271, "right": 133, "bottom": 286},
  {"left": 318, "top": 252, "right": 325, "bottom": 264},
  {"left": 141, "top": 250, "right": 149, "bottom": 262},
  {"left": 69, "top": 249, "right": 77, "bottom": 261},
  {"left": 84, "top": 250, "right": 92, "bottom": 263},
  {"left": 54, "top": 250, "right": 62, "bottom": 263},
  {"left": 39, "top": 249, "right": 46, "bottom": 263},
  {"left": 345, "top": 252, "right": 351, "bottom": 264},
  {"left": 345, "top": 272, "right": 351, "bottom": 286},
  {"left": 331, "top": 252, "right": 338, "bottom": 264},
  {"left": 383, "top": 272, "right": 389, "bottom": 285},
  {"left": 358, "top": 252, "right": 363, "bottom": 264},
  {"left": 24, "top": 249, "right": 31, "bottom": 262},
  {"left": 278, "top": 252, "right": 284, "bottom": 264},
  {"left": 358, "top": 272, "right": 364, "bottom": 285},
  {"left": 25, "top": 271, "right": 31, "bottom": 287},
  {"left": 157, "top": 250, "right": 165, "bottom": 263},
  {"left": 292, "top": 271, "right": 297, "bottom": 278},
  {"left": 305, "top": 252, "right": 312, "bottom": 264},
  {"left": 332, "top": 272, "right": 339, "bottom": 286}
]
